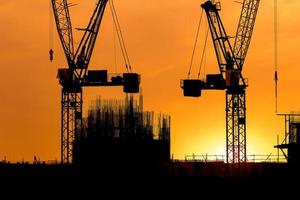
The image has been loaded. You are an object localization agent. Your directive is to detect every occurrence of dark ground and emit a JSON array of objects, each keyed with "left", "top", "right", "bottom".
[
  {"left": 0, "top": 161, "right": 297, "bottom": 184},
  {"left": 0, "top": 162, "right": 298, "bottom": 198}
]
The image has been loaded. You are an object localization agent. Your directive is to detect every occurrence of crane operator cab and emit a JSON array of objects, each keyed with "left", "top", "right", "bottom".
[
  {"left": 76, "top": 46, "right": 86, "bottom": 68},
  {"left": 226, "top": 69, "right": 241, "bottom": 88},
  {"left": 57, "top": 68, "right": 73, "bottom": 87}
]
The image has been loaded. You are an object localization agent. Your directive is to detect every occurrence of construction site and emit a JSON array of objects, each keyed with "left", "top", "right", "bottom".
[
  {"left": 73, "top": 95, "right": 171, "bottom": 166},
  {"left": 1, "top": 0, "right": 300, "bottom": 185}
]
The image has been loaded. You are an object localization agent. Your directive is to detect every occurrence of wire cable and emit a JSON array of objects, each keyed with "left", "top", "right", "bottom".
[
  {"left": 274, "top": 0, "right": 279, "bottom": 113},
  {"left": 111, "top": 0, "right": 132, "bottom": 72},
  {"left": 109, "top": 0, "right": 129, "bottom": 72},
  {"left": 49, "top": 0, "right": 54, "bottom": 62},
  {"left": 198, "top": 27, "right": 209, "bottom": 79},
  {"left": 112, "top": 17, "right": 118, "bottom": 73},
  {"left": 188, "top": 9, "right": 204, "bottom": 79},
  {"left": 110, "top": 0, "right": 132, "bottom": 72}
]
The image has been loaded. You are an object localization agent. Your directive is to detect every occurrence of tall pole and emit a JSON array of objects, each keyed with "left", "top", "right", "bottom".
[{"left": 61, "top": 87, "right": 82, "bottom": 164}]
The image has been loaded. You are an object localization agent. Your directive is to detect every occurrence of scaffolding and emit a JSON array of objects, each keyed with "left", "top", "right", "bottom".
[
  {"left": 73, "top": 94, "right": 171, "bottom": 164},
  {"left": 83, "top": 95, "right": 170, "bottom": 141},
  {"left": 275, "top": 113, "right": 300, "bottom": 164}
]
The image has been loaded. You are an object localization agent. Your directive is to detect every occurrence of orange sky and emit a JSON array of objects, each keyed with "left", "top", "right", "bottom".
[{"left": 1, "top": 0, "right": 300, "bottom": 162}]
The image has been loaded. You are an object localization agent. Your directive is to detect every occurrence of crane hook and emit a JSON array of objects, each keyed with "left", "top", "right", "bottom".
[{"left": 49, "top": 48, "right": 54, "bottom": 62}]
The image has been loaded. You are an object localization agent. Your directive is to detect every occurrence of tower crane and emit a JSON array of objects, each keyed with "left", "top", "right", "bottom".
[
  {"left": 181, "top": 0, "right": 259, "bottom": 163},
  {"left": 51, "top": 0, "right": 140, "bottom": 164}
]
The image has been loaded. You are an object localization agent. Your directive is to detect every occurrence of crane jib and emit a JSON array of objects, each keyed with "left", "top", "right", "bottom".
[
  {"left": 200, "top": 0, "right": 259, "bottom": 89},
  {"left": 51, "top": 0, "right": 74, "bottom": 64},
  {"left": 51, "top": 0, "right": 108, "bottom": 82},
  {"left": 233, "top": 0, "right": 260, "bottom": 71}
]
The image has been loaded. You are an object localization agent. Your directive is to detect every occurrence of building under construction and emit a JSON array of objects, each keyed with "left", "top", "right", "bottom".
[
  {"left": 73, "top": 94, "right": 171, "bottom": 168},
  {"left": 275, "top": 113, "right": 300, "bottom": 166}
]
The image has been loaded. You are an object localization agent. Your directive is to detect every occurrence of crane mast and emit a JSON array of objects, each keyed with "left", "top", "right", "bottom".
[
  {"left": 52, "top": 0, "right": 140, "bottom": 163},
  {"left": 181, "top": 0, "right": 259, "bottom": 164}
]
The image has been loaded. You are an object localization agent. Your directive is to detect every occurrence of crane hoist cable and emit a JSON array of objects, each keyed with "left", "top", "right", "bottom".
[
  {"left": 109, "top": 1, "right": 128, "bottom": 72},
  {"left": 112, "top": 17, "right": 118, "bottom": 73},
  {"left": 109, "top": 0, "right": 132, "bottom": 73},
  {"left": 49, "top": 0, "right": 54, "bottom": 62},
  {"left": 197, "top": 27, "right": 209, "bottom": 79},
  {"left": 274, "top": 0, "right": 279, "bottom": 113},
  {"left": 112, "top": 0, "right": 132, "bottom": 72},
  {"left": 188, "top": 9, "right": 204, "bottom": 79}
]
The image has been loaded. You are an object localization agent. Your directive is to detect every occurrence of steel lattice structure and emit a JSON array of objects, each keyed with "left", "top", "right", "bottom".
[
  {"left": 234, "top": 0, "right": 260, "bottom": 70},
  {"left": 51, "top": 0, "right": 74, "bottom": 65},
  {"left": 226, "top": 89, "right": 246, "bottom": 163},
  {"left": 61, "top": 88, "right": 82, "bottom": 164}
]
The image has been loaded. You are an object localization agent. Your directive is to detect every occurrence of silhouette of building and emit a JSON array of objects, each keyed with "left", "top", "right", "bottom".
[
  {"left": 73, "top": 94, "right": 171, "bottom": 167},
  {"left": 275, "top": 113, "right": 300, "bottom": 166}
]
